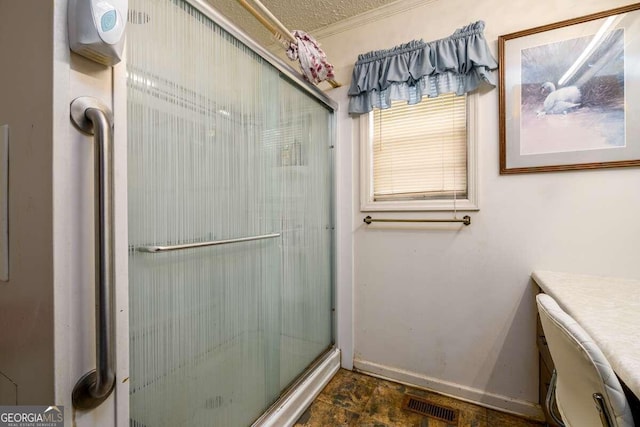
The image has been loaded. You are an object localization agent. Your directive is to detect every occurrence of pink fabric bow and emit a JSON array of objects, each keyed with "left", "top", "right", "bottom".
[{"left": 287, "top": 30, "right": 335, "bottom": 85}]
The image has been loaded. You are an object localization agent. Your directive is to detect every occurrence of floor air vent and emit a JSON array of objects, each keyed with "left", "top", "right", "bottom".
[{"left": 402, "top": 394, "right": 459, "bottom": 424}]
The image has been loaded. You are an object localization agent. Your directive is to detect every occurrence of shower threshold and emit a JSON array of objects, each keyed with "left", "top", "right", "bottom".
[{"left": 252, "top": 346, "right": 341, "bottom": 427}]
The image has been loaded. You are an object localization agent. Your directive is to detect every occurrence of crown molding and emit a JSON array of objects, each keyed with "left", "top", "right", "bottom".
[{"left": 311, "top": 0, "right": 437, "bottom": 41}]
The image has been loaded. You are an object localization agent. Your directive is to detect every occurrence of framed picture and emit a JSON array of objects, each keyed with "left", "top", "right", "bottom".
[{"left": 499, "top": 3, "right": 640, "bottom": 174}]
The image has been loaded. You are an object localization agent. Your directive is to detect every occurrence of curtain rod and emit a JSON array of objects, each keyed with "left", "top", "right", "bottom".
[
  {"left": 237, "top": 0, "right": 342, "bottom": 88},
  {"left": 363, "top": 215, "right": 471, "bottom": 226}
]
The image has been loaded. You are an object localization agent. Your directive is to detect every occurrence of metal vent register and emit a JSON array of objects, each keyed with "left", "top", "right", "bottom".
[{"left": 402, "top": 395, "right": 459, "bottom": 424}]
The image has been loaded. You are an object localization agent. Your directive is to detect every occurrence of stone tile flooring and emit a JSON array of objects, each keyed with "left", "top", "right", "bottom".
[{"left": 294, "top": 369, "right": 544, "bottom": 427}]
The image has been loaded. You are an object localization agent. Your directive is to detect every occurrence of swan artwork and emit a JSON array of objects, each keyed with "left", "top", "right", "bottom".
[{"left": 536, "top": 82, "right": 582, "bottom": 116}]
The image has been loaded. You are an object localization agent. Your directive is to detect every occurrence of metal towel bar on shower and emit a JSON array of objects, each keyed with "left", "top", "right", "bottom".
[
  {"left": 363, "top": 216, "right": 471, "bottom": 226},
  {"left": 138, "top": 233, "right": 281, "bottom": 253}
]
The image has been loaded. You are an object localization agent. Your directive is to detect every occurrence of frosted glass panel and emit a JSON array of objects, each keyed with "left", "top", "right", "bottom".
[
  {"left": 276, "top": 80, "right": 333, "bottom": 389},
  {"left": 127, "top": 0, "right": 333, "bottom": 426}
]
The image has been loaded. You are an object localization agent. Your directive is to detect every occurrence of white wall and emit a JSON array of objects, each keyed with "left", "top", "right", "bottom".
[
  {"left": 318, "top": 0, "right": 640, "bottom": 417},
  {"left": 52, "top": 0, "right": 129, "bottom": 424}
]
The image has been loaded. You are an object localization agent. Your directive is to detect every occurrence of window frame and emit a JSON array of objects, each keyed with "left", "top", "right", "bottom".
[{"left": 359, "top": 93, "right": 479, "bottom": 212}]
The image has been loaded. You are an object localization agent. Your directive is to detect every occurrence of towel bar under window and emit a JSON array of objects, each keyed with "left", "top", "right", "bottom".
[{"left": 363, "top": 215, "right": 471, "bottom": 226}]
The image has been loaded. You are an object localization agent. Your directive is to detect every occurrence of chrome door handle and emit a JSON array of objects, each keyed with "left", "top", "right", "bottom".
[{"left": 70, "top": 97, "right": 116, "bottom": 410}]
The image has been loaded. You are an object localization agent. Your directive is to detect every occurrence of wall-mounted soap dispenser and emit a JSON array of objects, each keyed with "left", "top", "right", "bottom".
[{"left": 68, "top": 0, "right": 127, "bottom": 66}]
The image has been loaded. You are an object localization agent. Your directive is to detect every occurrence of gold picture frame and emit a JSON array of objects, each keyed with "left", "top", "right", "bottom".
[{"left": 499, "top": 3, "right": 640, "bottom": 174}]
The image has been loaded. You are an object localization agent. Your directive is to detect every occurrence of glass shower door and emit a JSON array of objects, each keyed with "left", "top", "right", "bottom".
[
  {"left": 126, "top": 0, "right": 334, "bottom": 426},
  {"left": 274, "top": 81, "right": 333, "bottom": 390}
]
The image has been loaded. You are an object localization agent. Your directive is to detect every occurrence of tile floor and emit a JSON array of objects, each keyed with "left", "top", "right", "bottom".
[{"left": 294, "top": 369, "right": 544, "bottom": 427}]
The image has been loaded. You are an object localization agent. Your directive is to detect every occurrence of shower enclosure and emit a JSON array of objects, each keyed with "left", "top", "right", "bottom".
[{"left": 126, "top": 0, "right": 336, "bottom": 425}]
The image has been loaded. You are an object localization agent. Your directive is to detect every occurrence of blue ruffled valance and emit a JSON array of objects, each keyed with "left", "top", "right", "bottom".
[{"left": 347, "top": 21, "right": 498, "bottom": 114}]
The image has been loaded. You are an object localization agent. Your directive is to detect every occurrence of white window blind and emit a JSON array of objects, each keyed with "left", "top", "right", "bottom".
[{"left": 372, "top": 93, "right": 467, "bottom": 201}]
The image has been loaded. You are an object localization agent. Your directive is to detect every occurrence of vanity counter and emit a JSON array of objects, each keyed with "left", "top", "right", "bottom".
[{"left": 532, "top": 270, "right": 640, "bottom": 399}]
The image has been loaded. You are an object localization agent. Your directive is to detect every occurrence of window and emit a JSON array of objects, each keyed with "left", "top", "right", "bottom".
[{"left": 360, "top": 93, "right": 478, "bottom": 211}]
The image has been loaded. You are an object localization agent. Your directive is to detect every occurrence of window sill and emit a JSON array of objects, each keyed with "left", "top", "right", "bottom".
[{"left": 360, "top": 198, "right": 479, "bottom": 212}]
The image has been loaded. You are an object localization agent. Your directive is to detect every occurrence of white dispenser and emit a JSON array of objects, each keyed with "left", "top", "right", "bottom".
[{"left": 68, "top": 0, "right": 127, "bottom": 66}]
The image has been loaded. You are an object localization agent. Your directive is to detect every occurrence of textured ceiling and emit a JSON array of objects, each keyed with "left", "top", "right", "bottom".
[{"left": 209, "top": 0, "right": 400, "bottom": 47}]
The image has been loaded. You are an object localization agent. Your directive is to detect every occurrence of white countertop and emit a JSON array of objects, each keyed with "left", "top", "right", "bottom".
[{"left": 532, "top": 270, "right": 640, "bottom": 398}]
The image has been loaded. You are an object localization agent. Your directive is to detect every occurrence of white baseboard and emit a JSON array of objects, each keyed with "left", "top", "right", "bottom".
[
  {"left": 254, "top": 348, "right": 341, "bottom": 427},
  {"left": 353, "top": 358, "right": 544, "bottom": 422}
]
